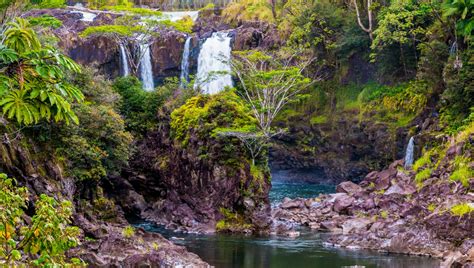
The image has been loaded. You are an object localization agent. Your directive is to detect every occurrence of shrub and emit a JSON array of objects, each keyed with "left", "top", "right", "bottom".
[
  {"left": 122, "top": 226, "right": 135, "bottom": 238},
  {"left": 28, "top": 15, "right": 62, "bottom": 29},
  {"left": 0, "top": 173, "right": 81, "bottom": 266}
]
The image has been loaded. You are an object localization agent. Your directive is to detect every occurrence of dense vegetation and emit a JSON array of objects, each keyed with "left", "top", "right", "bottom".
[{"left": 0, "top": 0, "right": 472, "bottom": 265}]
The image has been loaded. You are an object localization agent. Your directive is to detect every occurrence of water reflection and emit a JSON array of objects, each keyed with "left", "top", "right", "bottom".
[{"left": 138, "top": 223, "right": 439, "bottom": 268}]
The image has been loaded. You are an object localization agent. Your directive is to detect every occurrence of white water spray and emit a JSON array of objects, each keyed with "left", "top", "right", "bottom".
[
  {"left": 180, "top": 36, "right": 192, "bottom": 88},
  {"left": 404, "top": 136, "right": 415, "bottom": 168},
  {"left": 195, "top": 32, "right": 233, "bottom": 94}
]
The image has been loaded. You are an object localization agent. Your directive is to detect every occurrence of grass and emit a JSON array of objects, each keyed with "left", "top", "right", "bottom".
[{"left": 413, "top": 150, "right": 433, "bottom": 172}]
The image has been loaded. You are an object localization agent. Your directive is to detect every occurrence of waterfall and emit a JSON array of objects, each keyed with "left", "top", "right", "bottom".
[
  {"left": 138, "top": 42, "right": 154, "bottom": 91},
  {"left": 70, "top": 10, "right": 97, "bottom": 22},
  {"left": 180, "top": 37, "right": 192, "bottom": 88},
  {"left": 195, "top": 32, "right": 233, "bottom": 94},
  {"left": 119, "top": 43, "right": 130, "bottom": 77},
  {"left": 404, "top": 136, "right": 415, "bottom": 168}
]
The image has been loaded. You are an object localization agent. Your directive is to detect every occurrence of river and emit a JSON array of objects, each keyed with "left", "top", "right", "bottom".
[{"left": 138, "top": 181, "right": 440, "bottom": 267}]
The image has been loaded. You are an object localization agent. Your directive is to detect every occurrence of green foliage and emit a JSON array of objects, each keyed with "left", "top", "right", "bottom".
[
  {"left": 86, "top": 0, "right": 132, "bottom": 9},
  {"left": 222, "top": 0, "right": 274, "bottom": 24},
  {"left": 440, "top": 50, "right": 474, "bottom": 132},
  {"left": 450, "top": 156, "right": 473, "bottom": 187},
  {"left": 122, "top": 226, "right": 135, "bottom": 238},
  {"left": 450, "top": 203, "right": 474, "bottom": 217},
  {"left": 216, "top": 207, "right": 253, "bottom": 232},
  {"left": 443, "top": 0, "right": 474, "bottom": 40},
  {"left": 102, "top": 5, "right": 163, "bottom": 16},
  {"left": 0, "top": 18, "right": 83, "bottom": 125},
  {"left": 310, "top": 115, "right": 328, "bottom": 125},
  {"left": 33, "top": 0, "right": 65, "bottom": 8},
  {"left": 413, "top": 150, "right": 433, "bottom": 172},
  {"left": 159, "top": 16, "right": 194, "bottom": 33},
  {"left": 415, "top": 167, "right": 432, "bottom": 184},
  {"left": 171, "top": 90, "right": 257, "bottom": 147},
  {"left": 427, "top": 203, "right": 437, "bottom": 212},
  {"left": 0, "top": 173, "right": 81, "bottom": 266},
  {"left": 112, "top": 76, "right": 176, "bottom": 135},
  {"left": 80, "top": 25, "right": 142, "bottom": 38},
  {"left": 380, "top": 210, "right": 389, "bottom": 219},
  {"left": 200, "top": 3, "right": 215, "bottom": 11},
  {"left": 57, "top": 69, "right": 132, "bottom": 182},
  {"left": 28, "top": 15, "right": 62, "bottom": 29}
]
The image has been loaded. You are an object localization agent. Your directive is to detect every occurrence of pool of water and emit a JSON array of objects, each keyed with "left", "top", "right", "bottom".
[
  {"left": 138, "top": 223, "right": 439, "bottom": 268},
  {"left": 269, "top": 182, "right": 335, "bottom": 204},
  {"left": 138, "top": 180, "right": 439, "bottom": 267}
]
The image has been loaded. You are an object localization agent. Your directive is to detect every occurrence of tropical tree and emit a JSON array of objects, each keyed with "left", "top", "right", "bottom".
[
  {"left": 443, "top": 0, "right": 474, "bottom": 41},
  {"left": 0, "top": 18, "right": 83, "bottom": 125}
]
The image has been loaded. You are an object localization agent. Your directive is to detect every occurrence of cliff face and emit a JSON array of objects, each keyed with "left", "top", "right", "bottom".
[
  {"left": 0, "top": 123, "right": 208, "bottom": 266},
  {"left": 25, "top": 8, "right": 281, "bottom": 86},
  {"left": 110, "top": 92, "right": 272, "bottom": 233}
]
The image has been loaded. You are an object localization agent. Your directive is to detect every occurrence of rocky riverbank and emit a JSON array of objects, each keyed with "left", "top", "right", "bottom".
[{"left": 273, "top": 133, "right": 473, "bottom": 267}]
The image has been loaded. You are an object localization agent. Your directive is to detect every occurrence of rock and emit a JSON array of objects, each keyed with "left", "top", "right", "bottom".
[
  {"left": 384, "top": 182, "right": 416, "bottom": 196},
  {"left": 440, "top": 251, "right": 464, "bottom": 268},
  {"left": 342, "top": 218, "right": 372, "bottom": 235},
  {"left": 336, "top": 181, "right": 363, "bottom": 194},
  {"left": 333, "top": 194, "right": 355, "bottom": 213},
  {"left": 280, "top": 199, "right": 304, "bottom": 209},
  {"left": 286, "top": 231, "right": 300, "bottom": 238}
]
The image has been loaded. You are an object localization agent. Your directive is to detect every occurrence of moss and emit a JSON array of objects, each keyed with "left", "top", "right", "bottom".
[
  {"left": 427, "top": 203, "right": 436, "bottom": 212},
  {"left": 415, "top": 168, "right": 432, "bottom": 184},
  {"left": 450, "top": 203, "right": 474, "bottom": 217},
  {"left": 450, "top": 156, "right": 473, "bottom": 187},
  {"left": 380, "top": 210, "right": 388, "bottom": 219},
  {"left": 310, "top": 115, "right": 328, "bottom": 125},
  {"left": 216, "top": 207, "right": 253, "bottom": 232},
  {"left": 413, "top": 150, "right": 433, "bottom": 172}
]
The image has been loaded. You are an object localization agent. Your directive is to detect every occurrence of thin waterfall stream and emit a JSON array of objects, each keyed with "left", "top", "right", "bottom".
[
  {"left": 138, "top": 42, "right": 154, "bottom": 91},
  {"left": 180, "top": 36, "right": 192, "bottom": 88},
  {"left": 404, "top": 136, "right": 415, "bottom": 168},
  {"left": 119, "top": 43, "right": 130, "bottom": 77}
]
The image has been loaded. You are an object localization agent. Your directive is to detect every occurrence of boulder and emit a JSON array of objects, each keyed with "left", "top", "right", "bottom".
[
  {"left": 333, "top": 194, "right": 355, "bottom": 213},
  {"left": 336, "top": 181, "right": 363, "bottom": 195},
  {"left": 342, "top": 218, "right": 372, "bottom": 235}
]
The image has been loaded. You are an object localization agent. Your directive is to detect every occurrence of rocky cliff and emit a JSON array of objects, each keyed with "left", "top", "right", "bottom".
[
  {"left": 108, "top": 92, "right": 272, "bottom": 233},
  {"left": 0, "top": 122, "right": 208, "bottom": 266}
]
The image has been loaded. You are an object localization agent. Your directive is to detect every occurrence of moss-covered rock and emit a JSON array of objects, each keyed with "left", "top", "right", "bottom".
[{"left": 127, "top": 91, "right": 272, "bottom": 233}]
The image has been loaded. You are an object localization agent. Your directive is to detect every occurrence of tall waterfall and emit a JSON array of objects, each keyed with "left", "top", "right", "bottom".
[
  {"left": 138, "top": 42, "right": 154, "bottom": 91},
  {"left": 180, "top": 37, "right": 192, "bottom": 88},
  {"left": 119, "top": 43, "right": 130, "bottom": 76},
  {"left": 404, "top": 136, "right": 415, "bottom": 168},
  {"left": 195, "top": 32, "right": 233, "bottom": 94}
]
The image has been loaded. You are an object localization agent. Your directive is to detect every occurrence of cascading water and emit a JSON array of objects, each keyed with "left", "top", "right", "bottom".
[
  {"left": 404, "top": 136, "right": 415, "bottom": 168},
  {"left": 195, "top": 32, "right": 233, "bottom": 94},
  {"left": 70, "top": 10, "right": 97, "bottom": 22},
  {"left": 180, "top": 37, "right": 192, "bottom": 88},
  {"left": 119, "top": 43, "right": 130, "bottom": 77},
  {"left": 138, "top": 42, "right": 154, "bottom": 91}
]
